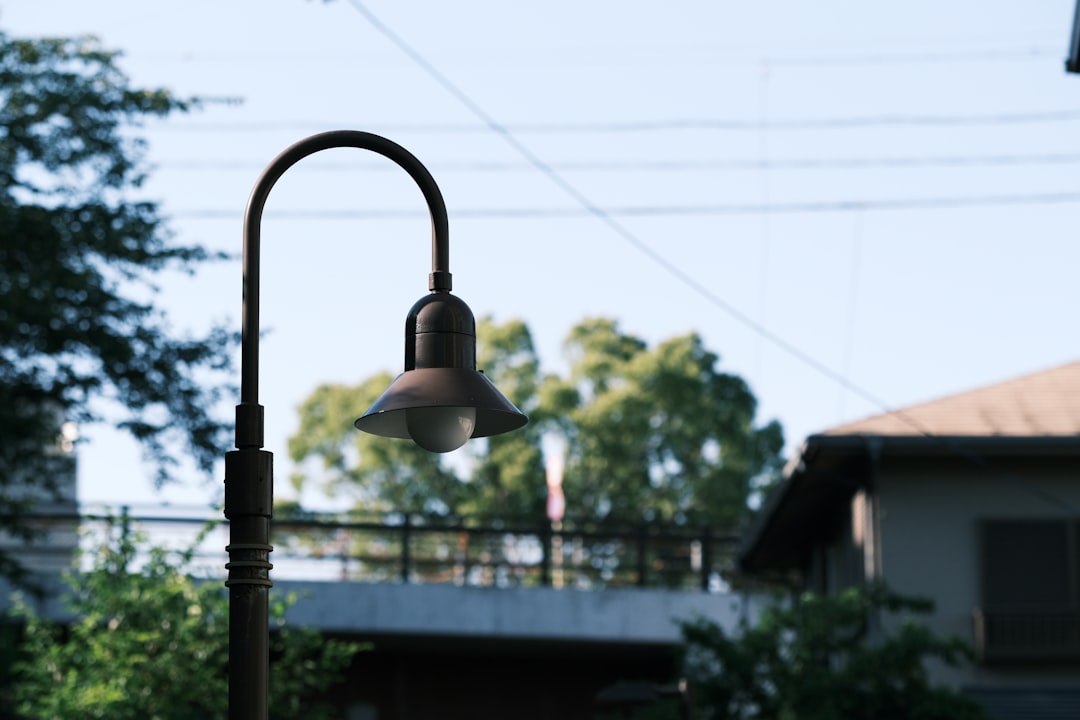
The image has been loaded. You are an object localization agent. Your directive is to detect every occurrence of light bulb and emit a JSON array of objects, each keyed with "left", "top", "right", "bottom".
[{"left": 406, "top": 406, "right": 477, "bottom": 453}]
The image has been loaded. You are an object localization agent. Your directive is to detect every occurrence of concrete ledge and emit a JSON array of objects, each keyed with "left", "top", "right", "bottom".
[
  {"left": 279, "top": 580, "right": 758, "bottom": 644},
  {"left": 3, "top": 575, "right": 760, "bottom": 647}
]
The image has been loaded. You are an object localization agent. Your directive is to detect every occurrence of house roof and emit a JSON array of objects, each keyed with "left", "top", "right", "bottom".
[
  {"left": 824, "top": 360, "right": 1080, "bottom": 437},
  {"left": 738, "top": 360, "right": 1080, "bottom": 575}
]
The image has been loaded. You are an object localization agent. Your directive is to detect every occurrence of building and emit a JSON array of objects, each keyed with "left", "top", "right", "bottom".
[
  {"left": 0, "top": 418, "right": 79, "bottom": 578},
  {"left": 284, "top": 581, "right": 756, "bottom": 720},
  {"left": 738, "top": 360, "right": 1080, "bottom": 717},
  {"left": 1, "top": 497, "right": 756, "bottom": 719}
]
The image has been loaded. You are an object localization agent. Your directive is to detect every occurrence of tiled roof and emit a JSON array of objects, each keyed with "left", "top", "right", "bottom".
[{"left": 825, "top": 360, "right": 1080, "bottom": 437}]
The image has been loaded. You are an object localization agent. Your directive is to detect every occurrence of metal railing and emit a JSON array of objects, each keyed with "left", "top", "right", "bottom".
[
  {"left": 15, "top": 506, "right": 741, "bottom": 592},
  {"left": 973, "top": 606, "right": 1080, "bottom": 662},
  {"left": 273, "top": 512, "right": 740, "bottom": 591}
]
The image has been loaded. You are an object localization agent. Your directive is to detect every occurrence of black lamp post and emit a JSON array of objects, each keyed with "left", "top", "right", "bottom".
[{"left": 224, "top": 130, "right": 527, "bottom": 720}]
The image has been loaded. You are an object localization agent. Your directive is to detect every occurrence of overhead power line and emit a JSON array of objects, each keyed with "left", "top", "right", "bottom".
[
  {"left": 346, "top": 0, "right": 1078, "bottom": 437},
  {"left": 155, "top": 110, "right": 1080, "bottom": 134},
  {"left": 159, "top": 152, "right": 1080, "bottom": 174},
  {"left": 335, "top": 1, "right": 1080, "bottom": 517},
  {"left": 173, "top": 192, "right": 1080, "bottom": 220},
  {"left": 135, "top": 45, "right": 1059, "bottom": 68},
  {"left": 764, "top": 46, "right": 1059, "bottom": 66}
]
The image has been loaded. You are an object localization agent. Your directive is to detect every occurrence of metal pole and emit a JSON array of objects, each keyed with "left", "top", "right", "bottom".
[
  {"left": 225, "top": 131, "right": 451, "bottom": 720},
  {"left": 636, "top": 524, "right": 648, "bottom": 588},
  {"left": 400, "top": 514, "right": 412, "bottom": 583},
  {"left": 540, "top": 521, "right": 552, "bottom": 586},
  {"left": 699, "top": 526, "right": 712, "bottom": 592}
]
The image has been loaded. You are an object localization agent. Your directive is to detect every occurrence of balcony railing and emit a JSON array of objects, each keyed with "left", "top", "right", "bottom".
[
  {"left": 276, "top": 512, "right": 741, "bottom": 591},
  {"left": 973, "top": 606, "right": 1080, "bottom": 663},
  {"left": 16, "top": 506, "right": 741, "bottom": 592}
]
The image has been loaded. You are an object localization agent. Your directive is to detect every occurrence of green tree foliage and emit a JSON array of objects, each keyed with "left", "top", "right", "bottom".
[
  {"left": 542, "top": 318, "right": 783, "bottom": 526},
  {"left": 288, "top": 318, "right": 546, "bottom": 517},
  {"left": 0, "top": 30, "right": 235, "bottom": 576},
  {"left": 5, "top": 522, "right": 361, "bottom": 719},
  {"left": 676, "top": 584, "right": 988, "bottom": 720},
  {"left": 463, "top": 317, "right": 546, "bottom": 517},
  {"left": 289, "top": 316, "right": 782, "bottom": 528},
  {"left": 288, "top": 373, "right": 464, "bottom": 513}
]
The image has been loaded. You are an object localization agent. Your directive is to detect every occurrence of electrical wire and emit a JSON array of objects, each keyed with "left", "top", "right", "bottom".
[
  {"left": 155, "top": 110, "right": 1080, "bottom": 134},
  {"left": 764, "top": 46, "right": 1059, "bottom": 66},
  {"left": 343, "top": 0, "right": 1079, "bottom": 517},
  {"left": 838, "top": 211, "right": 864, "bottom": 423},
  {"left": 157, "top": 152, "right": 1080, "bottom": 174},
  {"left": 136, "top": 45, "right": 1060, "bottom": 68},
  {"left": 321, "top": 2, "right": 1080, "bottom": 423},
  {"left": 172, "top": 191, "right": 1080, "bottom": 219}
]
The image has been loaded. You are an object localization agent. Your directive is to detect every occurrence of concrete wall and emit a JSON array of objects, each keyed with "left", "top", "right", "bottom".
[
  {"left": 1, "top": 575, "right": 761, "bottom": 720},
  {"left": 282, "top": 580, "right": 761, "bottom": 645},
  {"left": 875, "top": 456, "right": 1080, "bottom": 690},
  {"left": 279, "top": 582, "right": 765, "bottom": 718}
]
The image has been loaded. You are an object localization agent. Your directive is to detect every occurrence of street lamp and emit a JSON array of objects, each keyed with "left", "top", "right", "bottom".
[{"left": 224, "top": 130, "right": 528, "bottom": 720}]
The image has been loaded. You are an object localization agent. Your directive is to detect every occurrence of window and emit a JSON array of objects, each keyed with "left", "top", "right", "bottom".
[{"left": 976, "top": 520, "right": 1080, "bottom": 663}]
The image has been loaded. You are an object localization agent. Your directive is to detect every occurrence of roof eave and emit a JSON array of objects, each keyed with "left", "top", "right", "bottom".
[{"left": 737, "top": 433, "right": 1080, "bottom": 574}]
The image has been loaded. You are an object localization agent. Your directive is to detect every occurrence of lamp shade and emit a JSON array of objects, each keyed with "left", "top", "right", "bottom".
[
  {"left": 355, "top": 291, "right": 528, "bottom": 451},
  {"left": 355, "top": 366, "right": 528, "bottom": 438}
]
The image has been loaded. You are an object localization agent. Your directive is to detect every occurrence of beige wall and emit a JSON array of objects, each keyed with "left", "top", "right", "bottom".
[{"left": 875, "top": 456, "right": 1080, "bottom": 689}]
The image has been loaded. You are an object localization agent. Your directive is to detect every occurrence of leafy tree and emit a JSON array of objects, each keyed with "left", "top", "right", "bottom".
[
  {"left": 288, "top": 316, "right": 782, "bottom": 529},
  {"left": 674, "top": 584, "right": 988, "bottom": 720},
  {"left": 541, "top": 318, "right": 783, "bottom": 527},
  {"left": 0, "top": 30, "right": 235, "bottom": 577},
  {"left": 5, "top": 521, "right": 361, "bottom": 719},
  {"left": 289, "top": 317, "right": 546, "bottom": 518},
  {"left": 461, "top": 317, "right": 546, "bottom": 517},
  {"left": 288, "top": 372, "right": 465, "bottom": 514}
]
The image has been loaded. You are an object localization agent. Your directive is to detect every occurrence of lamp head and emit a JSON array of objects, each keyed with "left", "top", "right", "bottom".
[{"left": 355, "top": 291, "right": 528, "bottom": 452}]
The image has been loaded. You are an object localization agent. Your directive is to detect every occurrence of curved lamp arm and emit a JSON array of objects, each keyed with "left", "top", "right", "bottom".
[
  {"left": 226, "top": 131, "right": 457, "bottom": 720},
  {"left": 236, "top": 130, "right": 451, "bottom": 447},
  {"left": 227, "top": 131, "right": 526, "bottom": 720}
]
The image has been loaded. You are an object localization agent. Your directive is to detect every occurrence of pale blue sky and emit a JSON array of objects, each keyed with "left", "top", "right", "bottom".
[{"left": 4, "top": 0, "right": 1079, "bottom": 511}]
